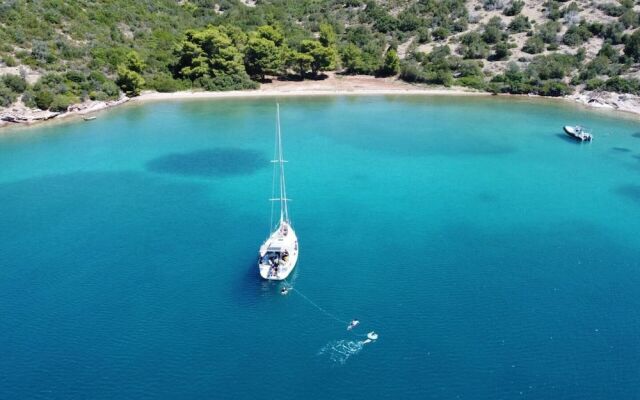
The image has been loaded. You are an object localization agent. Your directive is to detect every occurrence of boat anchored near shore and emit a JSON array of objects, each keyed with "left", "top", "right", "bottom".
[
  {"left": 258, "top": 104, "right": 298, "bottom": 280},
  {"left": 563, "top": 125, "right": 592, "bottom": 141}
]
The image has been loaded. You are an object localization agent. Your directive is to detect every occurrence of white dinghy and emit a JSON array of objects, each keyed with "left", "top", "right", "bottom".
[{"left": 258, "top": 104, "right": 299, "bottom": 280}]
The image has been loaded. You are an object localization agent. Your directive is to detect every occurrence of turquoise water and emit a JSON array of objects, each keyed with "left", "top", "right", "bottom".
[{"left": 1, "top": 96, "right": 639, "bottom": 399}]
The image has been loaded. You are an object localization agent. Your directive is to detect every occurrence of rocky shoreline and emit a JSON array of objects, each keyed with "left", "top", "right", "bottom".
[
  {"left": 0, "top": 95, "right": 129, "bottom": 128},
  {"left": 568, "top": 90, "right": 640, "bottom": 116}
]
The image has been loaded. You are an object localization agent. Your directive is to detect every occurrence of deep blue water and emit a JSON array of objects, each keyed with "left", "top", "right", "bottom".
[{"left": 1, "top": 96, "right": 639, "bottom": 399}]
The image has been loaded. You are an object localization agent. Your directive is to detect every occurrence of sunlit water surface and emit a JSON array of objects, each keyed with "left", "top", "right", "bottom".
[{"left": 1, "top": 96, "right": 639, "bottom": 399}]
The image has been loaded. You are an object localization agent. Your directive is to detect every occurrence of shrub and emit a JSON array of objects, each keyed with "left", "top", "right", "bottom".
[
  {"left": 2, "top": 55, "right": 17, "bottom": 67},
  {"left": 432, "top": 27, "right": 450, "bottom": 41},
  {"left": 546, "top": 0, "right": 562, "bottom": 20},
  {"left": 21, "top": 91, "right": 36, "bottom": 108},
  {"left": 493, "top": 42, "right": 511, "bottom": 60},
  {"left": 598, "top": 43, "right": 618, "bottom": 61},
  {"left": 563, "top": 24, "right": 592, "bottom": 47},
  {"left": 457, "top": 75, "right": 486, "bottom": 90},
  {"left": 620, "top": 10, "right": 639, "bottom": 29},
  {"left": 523, "top": 36, "right": 544, "bottom": 54},
  {"left": 399, "top": 60, "right": 426, "bottom": 82},
  {"left": 146, "top": 74, "right": 186, "bottom": 92},
  {"left": 195, "top": 75, "right": 257, "bottom": 91},
  {"left": 460, "top": 32, "right": 489, "bottom": 59},
  {"left": 482, "top": 16, "right": 504, "bottom": 44},
  {"left": 508, "top": 15, "right": 531, "bottom": 33},
  {"left": 585, "top": 78, "right": 605, "bottom": 91},
  {"left": 602, "top": 76, "right": 640, "bottom": 94},
  {"left": 538, "top": 21, "right": 561, "bottom": 44},
  {"left": 100, "top": 80, "right": 121, "bottom": 99},
  {"left": 64, "top": 70, "right": 85, "bottom": 83},
  {"left": 2, "top": 74, "right": 27, "bottom": 93},
  {"left": 34, "top": 89, "right": 54, "bottom": 110},
  {"left": 49, "top": 94, "right": 77, "bottom": 112},
  {"left": 483, "top": 0, "right": 504, "bottom": 11},
  {"left": 599, "top": 3, "right": 625, "bottom": 17},
  {"left": 417, "top": 27, "right": 431, "bottom": 44},
  {"left": 504, "top": 0, "right": 524, "bottom": 16},
  {"left": 624, "top": 29, "right": 640, "bottom": 62},
  {"left": 599, "top": 22, "right": 626, "bottom": 44},
  {"left": 537, "top": 80, "right": 573, "bottom": 96},
  {"left": 89, "top": 91, "right": 109, "bottom": 101},
  {"left": 528, "top": 54, "right": 577, "bottom": 80},
  {"left": 0, "top": 83, "right": 16, "bottom": 107}
]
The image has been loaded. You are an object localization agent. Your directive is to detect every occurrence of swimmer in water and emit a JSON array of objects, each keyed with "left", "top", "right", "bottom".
[
  {"left": 280, "top": 287, "right": 289, "bottom": 295},
  {"left": 347, "top": 319, "right": 360, "bottom": 330}
]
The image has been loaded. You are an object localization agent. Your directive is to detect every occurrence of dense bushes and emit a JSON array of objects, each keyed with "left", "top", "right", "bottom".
[
  {"left": 23, "top": 71, "right": 118, "bottom": 110},
  {"left": 0, "top": 0, "right": 638, "bottom": 110},
  {"left": 586, "top": 76, "right": 640, "bottom": 94}
]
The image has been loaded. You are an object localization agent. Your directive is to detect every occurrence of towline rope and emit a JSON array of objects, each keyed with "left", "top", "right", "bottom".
[{"left": 282, "top": 281, "right": 372, "bottom": 339}]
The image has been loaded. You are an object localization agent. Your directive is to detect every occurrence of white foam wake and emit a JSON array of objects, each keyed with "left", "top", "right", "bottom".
[{"left": 317, "top": 340, "right": 365, "bottom": 365}]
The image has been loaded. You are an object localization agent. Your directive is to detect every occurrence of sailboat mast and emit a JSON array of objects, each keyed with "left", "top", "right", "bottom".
[{"left": 276, "top": 103, "right": 289, "bottom": 224}]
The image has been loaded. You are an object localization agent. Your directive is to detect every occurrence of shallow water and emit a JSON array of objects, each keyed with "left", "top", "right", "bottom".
[{"left": 1, "top": 96, "right": 639, "bottom": 399}]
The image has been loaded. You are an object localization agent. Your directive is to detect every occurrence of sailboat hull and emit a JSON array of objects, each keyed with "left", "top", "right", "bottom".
[{"left": 258, "top": 222, "right": 298, "bottom": 280}]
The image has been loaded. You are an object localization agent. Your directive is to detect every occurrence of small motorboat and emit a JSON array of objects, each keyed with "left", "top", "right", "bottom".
[
  {"left": 83, "top": 116, "right": 97, "bottom": 121},
  {"left": 563, "top": 125, "right": 592, "bottom": 141}
]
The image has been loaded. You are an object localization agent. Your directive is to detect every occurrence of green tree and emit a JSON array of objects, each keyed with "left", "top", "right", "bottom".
[
  {"left": 340, "top": 43, "right": 365, "bottom": 74},
  {"left": 377, "top": 48, "right": 399, "bottom": 76},
  {"left": 125, "top": 51, "right": 145, "bottom": 73},
  {"left": 245, "top": 37, "right": 282, "bottom": 80},
  {"left": 319, "top": 23, "right": 337, "bottom": 48},
  {"left": 288, "top": 51, "right": 314, "bottom": 78},
  {"left": 300, "top": 40, "right": 337, "bottom": 76},
  {"left": 256, "top": 25, "right": 285, "bottom": 47},
  {"left": 173, "top": 26, "right": 254, "bottom": 89},
  {"left": 116, "top": 65, "right": 145, "bottom": 96}
]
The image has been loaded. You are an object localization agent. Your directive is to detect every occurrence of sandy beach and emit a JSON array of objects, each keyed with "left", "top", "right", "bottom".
[
  {"left": 2, "top": 73, "right": 640, "bottom": 130},
  {"left": 134, "top": 73, "right": 483, "bottom": 102}
]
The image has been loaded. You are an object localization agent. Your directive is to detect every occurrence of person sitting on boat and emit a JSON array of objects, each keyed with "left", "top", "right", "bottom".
[{"left": 347, "top": 319, "right": 360, "bottom": 330}]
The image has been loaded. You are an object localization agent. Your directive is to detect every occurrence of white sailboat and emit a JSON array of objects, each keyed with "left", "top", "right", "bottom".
[{"left": 258, "top": 104, "right": 299, "bottom": 280}]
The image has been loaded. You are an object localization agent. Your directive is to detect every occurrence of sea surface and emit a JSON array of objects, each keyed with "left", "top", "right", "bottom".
[{"left": 0, "top": 96, "right": 639, "bottom": 399}]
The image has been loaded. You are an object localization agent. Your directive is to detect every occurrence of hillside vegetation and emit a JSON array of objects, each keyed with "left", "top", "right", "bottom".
[{"left": 1, "top": 0, "right": 640, "bottom": 111}]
